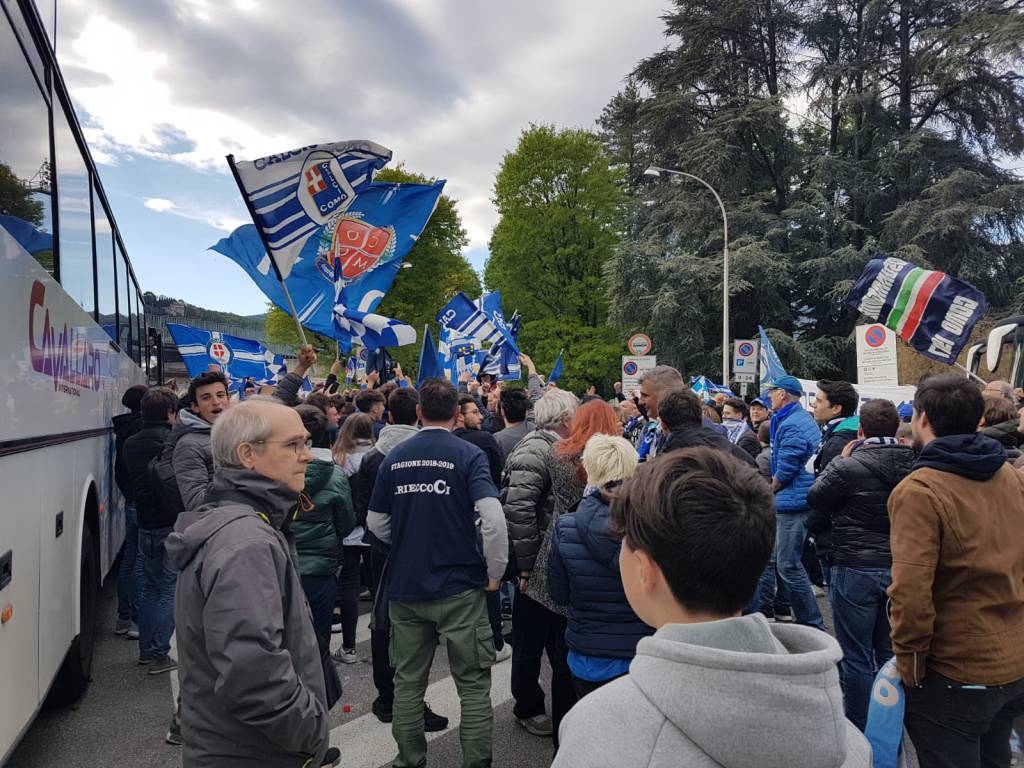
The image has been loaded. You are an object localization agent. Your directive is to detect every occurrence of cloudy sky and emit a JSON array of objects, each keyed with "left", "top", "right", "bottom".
[{"left": 51, "top": 0, "right": 670, "bottom": 315}]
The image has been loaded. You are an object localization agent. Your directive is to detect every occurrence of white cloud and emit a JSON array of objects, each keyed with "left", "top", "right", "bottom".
[
  {"left": 144, "top": 197, "right": 175, "bottom": 212},
  {"left": 57, "top": 1, "right": 669, "bottom": 256}
]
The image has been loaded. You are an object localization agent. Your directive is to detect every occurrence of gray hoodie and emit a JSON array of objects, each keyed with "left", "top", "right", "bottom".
[
  {"left": 165, "top": 468, "right": 329, "bottom": 768},
  {"left": 553, "top": 614, "right": 871, "bottom": 768},
  {"left": 171, "top": 408, "right": 215, "bottom": 511}
]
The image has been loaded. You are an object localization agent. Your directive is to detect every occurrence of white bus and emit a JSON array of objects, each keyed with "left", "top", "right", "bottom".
[
  {"left": 966, "top": 316, "right": 1024, "bottom": 389},
  {"left": 1, "top": 0, "right": 149, "bottom": 760}
]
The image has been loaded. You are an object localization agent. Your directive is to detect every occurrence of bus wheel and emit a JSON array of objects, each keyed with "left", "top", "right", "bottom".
[{"left": 47, "top": 524, "right": 98, "bottom": 706}]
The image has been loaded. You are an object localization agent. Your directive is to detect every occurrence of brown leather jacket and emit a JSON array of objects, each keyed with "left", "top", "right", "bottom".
[{"left": 888, "top": 455, "right": 1024, "bottom": 686}]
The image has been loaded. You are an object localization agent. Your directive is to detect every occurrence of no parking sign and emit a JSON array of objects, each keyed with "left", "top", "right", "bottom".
[
  {"left": 856, "top": 324, "right": 898, "bottom": 385},
  {"left": 621, "top": 355, "right": 656, "bottom": 395}
]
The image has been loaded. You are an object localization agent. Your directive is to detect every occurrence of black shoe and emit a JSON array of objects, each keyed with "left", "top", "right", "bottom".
[
  {"left": 423, "top": 705, "right": 448, "bottom": 732},
  {"left": 321, "top": 746, "right": 341, "bottom": 766},
  {"left": 371, "top": 699, "right": 393, "bottom": 724}
]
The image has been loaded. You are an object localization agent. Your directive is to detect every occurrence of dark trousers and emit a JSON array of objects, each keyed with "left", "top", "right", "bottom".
[
  {"left": 571, "top": 672, "right": 623, "bottom": 702},
  {"left": 369, "top": 546, "right": 395, "bottom": 706},
  {"left": 905, "top": 673, "right": 1024, "bottom": 768},
  {"left": 485, "top": 589, "right": 505, "bottom": 651},
  {"left": 338, "top": 545, "right": 368, "bottom": 649},
  {"left": 300, "top": 575, "right": 336, "bottom": 645},
  {"left": 510, "top": 592, "right": 577, "bottom": 748}
]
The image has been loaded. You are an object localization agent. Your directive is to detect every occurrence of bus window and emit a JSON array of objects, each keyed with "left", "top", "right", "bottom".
[
  {"left": 54, "top": 98, "right": 94, "bottom": 315},
  {"left": 94, "top": 189, "right": 117, "bottom": 341},
  {"left": 0, "top": 15, "right": 54, "bottom": 274},
  {"left": 115, "top": 243, "right": 130, "bottom": 347},
  {"left": 134, "top": 283, "right": 145, "bottom": 366}
]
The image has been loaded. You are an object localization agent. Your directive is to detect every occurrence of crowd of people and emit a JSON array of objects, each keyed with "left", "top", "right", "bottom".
[{"left": 109, "top": 349, "right": 1024, "bottom": 767}]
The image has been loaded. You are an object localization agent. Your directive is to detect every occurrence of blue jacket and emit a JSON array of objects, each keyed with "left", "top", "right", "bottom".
[
  {"left": 547, "top": 488, "right": 654, "bottom": 659},
  {"left": 770, "top": 403, "right": 821, "bottom": 513}
]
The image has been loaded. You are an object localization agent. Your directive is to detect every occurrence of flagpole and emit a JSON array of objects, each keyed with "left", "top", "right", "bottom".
[
  {"left": 954, "top": 361, "right": 988, "bottom": 385},
  {"left": 225, "top": 154, "right": 308, "bottom": 345}
]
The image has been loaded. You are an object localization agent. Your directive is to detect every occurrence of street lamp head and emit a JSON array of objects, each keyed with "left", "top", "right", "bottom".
[{"left": 643, "top": 167, "right": 662, "bottom": 178}]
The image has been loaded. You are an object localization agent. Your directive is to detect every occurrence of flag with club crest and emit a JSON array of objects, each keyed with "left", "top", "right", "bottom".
[
  {"left": 846, "top": 255, "right": 987, "bottom": 365},
  {"left": 167, "top": 323, "right": 277, "bottom": 383},
  {"left": 437, "top": 325, "right": 482, "bottom": 383},
  {"left": 228, "top": 140, "right": 391, "bottom": 280},
  {"left": 212, "top": 179, "right": 445, "bottom": 342}
]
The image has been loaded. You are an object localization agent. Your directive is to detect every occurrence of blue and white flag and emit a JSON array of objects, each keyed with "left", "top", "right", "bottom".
[
  {"left": 846, "top": 255, "right": 987, "bottom": 365},
  {"left": 331, "top": 256, "right": 416, "bottom": 351},
  {"left": 345, "top": 355, "right": 357, "bottom": 384},
  {"left": 690, "top": 375, "right": 735, "bottom": 400},
  {"left": 758, "top": 325, "right": 788, "bottom": 396},
  {"left": 417, "top": 327, "right": 443, "bottom": 387},
  {"left": 167, "top": 323, "right": 276, "bottom": 383},
  {"left": 229, "top": 141, "right": 391, "bottom": 279},
  {"left": 212, "top": 180, "right": 446, "bottom": 341},
  {"left": 437, "top": 325, "right": 481, "bottom": 383},
  {"left": 436, "top": 292, "right": 507, "bottom": 348},
  {"left": 499, "top": 311, "right": 523, "bottom": 379},
  {"left": 549, "top": 351, "right": 564, "bottom": 384}
]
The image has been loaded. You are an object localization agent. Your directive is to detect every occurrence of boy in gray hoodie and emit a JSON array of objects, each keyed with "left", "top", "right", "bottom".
[{"left": 554, "top": 447, "right": 871, "bottom": 768}]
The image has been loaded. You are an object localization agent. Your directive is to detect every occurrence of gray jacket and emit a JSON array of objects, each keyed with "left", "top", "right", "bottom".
[
  {"left": 554, "top": 614, "right": 871, "bottom": 768},
  {"left": 165, "top": 468, "right": 329, "bottom": 768},
  {"left": 171, "top": 408, "right": 214, "bottom": 511},
  {"left": 494, "top": 421, "right": 532, "bottom": 459},
  {"left": 501, "top": 429, "right": 559, "bottom": 574}
]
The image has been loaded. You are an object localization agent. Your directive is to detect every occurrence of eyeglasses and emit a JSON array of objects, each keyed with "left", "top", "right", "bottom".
[{"left": 251, "top": 438, "right": 313, "bottom": 455}]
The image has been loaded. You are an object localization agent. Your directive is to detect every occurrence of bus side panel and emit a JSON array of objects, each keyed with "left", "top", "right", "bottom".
[
  {"left": 0, "top": 455, "right": 41, "bottom": 757},
  {"left": 37, "top": 445, "right": 83, "bottom": 686}
]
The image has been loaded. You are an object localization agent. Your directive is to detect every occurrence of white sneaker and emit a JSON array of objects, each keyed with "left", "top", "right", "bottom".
[
  {"left": 812, "top": 585, "right": 826, "bottom": 598},
  {"left": 494, "top": 644, "right": 513, "bottom": 663},
  {"left": 333, "top": 648, "right": 358, "bottom": 664}
]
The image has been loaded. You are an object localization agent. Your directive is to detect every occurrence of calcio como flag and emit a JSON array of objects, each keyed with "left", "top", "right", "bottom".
[
  {"left": 212, "top": 180, "right": 445, "bottom": 340},
  {"left": 230, "top": 141, "right": 392, "bottom": 279},
  {"left": 846, "top": 256, "right": 987, "bottom": 365},
  {"left": 167, "top": 323, "right": 279, "bottom": 383}
]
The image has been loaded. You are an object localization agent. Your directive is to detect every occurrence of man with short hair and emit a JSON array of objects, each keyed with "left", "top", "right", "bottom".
[
  {"left": 368, "top": 379, "right": 508, "bottom": 768},
  {"left": 553, "top": 448, "right": 870, "bottom": 768},
  {"left": 807, "top": 399, "right": 914, "bottom": 730},
  {"left": 169, "top": 371, "right": 231, "bottom": 511},
  {"left": 659, "top": 389, "right": 756, "bottom": 467},
  {"left": 765, "top": 375, "right": 825, "bottom": 630},
  {"left": 983, "top": 378, "right": 1015, "bottom": 402},
  {"left": 721, "top": 397, "right": 759, "bottom": 458},
  {"left": 813, "top": 379, "right": 860, "bottom": 474},
  {"left": 749, "top": 396, "right": 771, "bottom": 431},
  {"left": 355, "top": 388, "right": 386, "bottom": 437},
  {"left": 889, "top": 374, "right": 1024, "bottom": 767},
  {"left": 503, "top": 388, "right": 580, "bottom": 741},
  {"left": 455, "top": 394, "right": 505, "bottom": 486},
  {"left": 166, "top": 398, "right": 337, "bottom": 768},
  {"left": 495, "top": 389, "right": 534, "bottom": 458},
  {"left": 636, "top": 365, "right": 685, "bottom": 462},
  {"left": 125, "top": 387, "right": 181, "bottom": 675}
]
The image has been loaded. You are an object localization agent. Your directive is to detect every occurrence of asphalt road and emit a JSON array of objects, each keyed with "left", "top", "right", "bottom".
[{"left": 6, "top": 577, "right": 555, "bottom": 768}]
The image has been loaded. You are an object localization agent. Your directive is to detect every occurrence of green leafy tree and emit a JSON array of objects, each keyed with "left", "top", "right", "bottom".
[{"left": 485, "top": 125, "right": 626, "bottom": 393}]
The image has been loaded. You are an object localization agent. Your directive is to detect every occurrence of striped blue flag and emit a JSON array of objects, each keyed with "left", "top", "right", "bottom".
[{"left": 436, "top": 292, "right": 505, "bottom": 348}]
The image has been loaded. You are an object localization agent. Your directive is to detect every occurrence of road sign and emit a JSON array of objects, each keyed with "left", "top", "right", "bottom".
[
  {"left": 621, "top": 355, "right": 656, "bottom": 395},
  {"left": 733, "top": 339, "right": 758, "bottom": 383},
  {"left": 856, "top": 324, "right": 898, "bottom": 385},
  {"left": 627, "top": 333, "right": 653, "bottom": 356}
]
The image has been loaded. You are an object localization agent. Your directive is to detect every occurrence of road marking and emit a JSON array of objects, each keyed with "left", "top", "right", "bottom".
[{"left": 328, "top": 658, "right": 515, "bottom": 768}]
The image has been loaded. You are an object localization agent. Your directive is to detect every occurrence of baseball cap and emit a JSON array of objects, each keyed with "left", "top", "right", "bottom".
[
  {"left": 750, "top": 396, "right": 769, "bottom": 408},
  {"left": 768, "top": 375, "right": 804, "bottom": 397}
]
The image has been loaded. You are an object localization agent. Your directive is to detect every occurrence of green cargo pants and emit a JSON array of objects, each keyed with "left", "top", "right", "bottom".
[{"left": 389, "top": 588, "right": 495, "bottom": 767}]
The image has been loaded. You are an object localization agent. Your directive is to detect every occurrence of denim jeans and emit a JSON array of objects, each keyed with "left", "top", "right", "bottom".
[
  {"left": 138, "top": 526, "right": 176, "bottom": 658},
  {"left": 117, "top": 503, "right": 142, "bottom": 623},
  {"left": 830, "top": 565, "right": 893, "bottom": 730},
  {"left": 746, "top": 559, "right": 792, "bottom": 616},
  {"left": 905, "top": 672, "right": 1024, "bottom": 768},
  {"left": 775, "top": 511, "right": 824, "bottom": 629}
]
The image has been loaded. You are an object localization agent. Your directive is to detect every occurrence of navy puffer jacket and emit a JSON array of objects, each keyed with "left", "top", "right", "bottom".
[{"left": 547, "top": 487, "right": 653, "bottom": 659}]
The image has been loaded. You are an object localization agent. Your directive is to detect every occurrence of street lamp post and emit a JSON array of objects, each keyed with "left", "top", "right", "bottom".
[{"left": 644, "top": 166, "right": 730, "bottom": 388}]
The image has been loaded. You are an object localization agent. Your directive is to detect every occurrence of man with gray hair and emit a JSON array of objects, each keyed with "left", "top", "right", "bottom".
[
  {"left": 637, "top": 365, "right": 684, "bottom": 461},
  {"left": 502, "top": 387, "right": 580, "bottom": 743},
  {"left": 165, "top": 398, "right": 337, "bottom": 768},
  {"left": 983, "top": 379, "right": 1015, "bottom": 402}
]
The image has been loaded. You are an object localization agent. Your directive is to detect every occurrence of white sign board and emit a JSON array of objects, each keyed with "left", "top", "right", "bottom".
[
  {"left": 621, "top": 355, "right": 656, "bottom": 396},
  {"left": 733, "top": 339, "right": 759, "bottom": 383},
  {"left": 856, "top": 324, "right": 899, "bottom": 385}
]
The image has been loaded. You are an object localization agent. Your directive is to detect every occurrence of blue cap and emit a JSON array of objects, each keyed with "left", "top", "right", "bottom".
[
  {"left": 768, "top": 375, "right": 804, "bottom": 397},
  {"left": 897, "top": 402, "right": 914, "bottom": 422},
  {"left": 751, "top": 396, "right": 769, "bottom": 408}
]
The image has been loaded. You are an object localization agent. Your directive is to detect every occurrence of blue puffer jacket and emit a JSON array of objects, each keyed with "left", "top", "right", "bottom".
[
  {"left": 770, "top": 403, "right": 821, "bottom": 513},
  {"left": 547, "top": 488, "right": 654, "bottom": 659}
]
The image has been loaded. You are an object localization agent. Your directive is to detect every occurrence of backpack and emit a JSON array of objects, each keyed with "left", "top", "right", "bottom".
[{"left": 148, "top": 445, "right": 186, "bottom": 521}]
